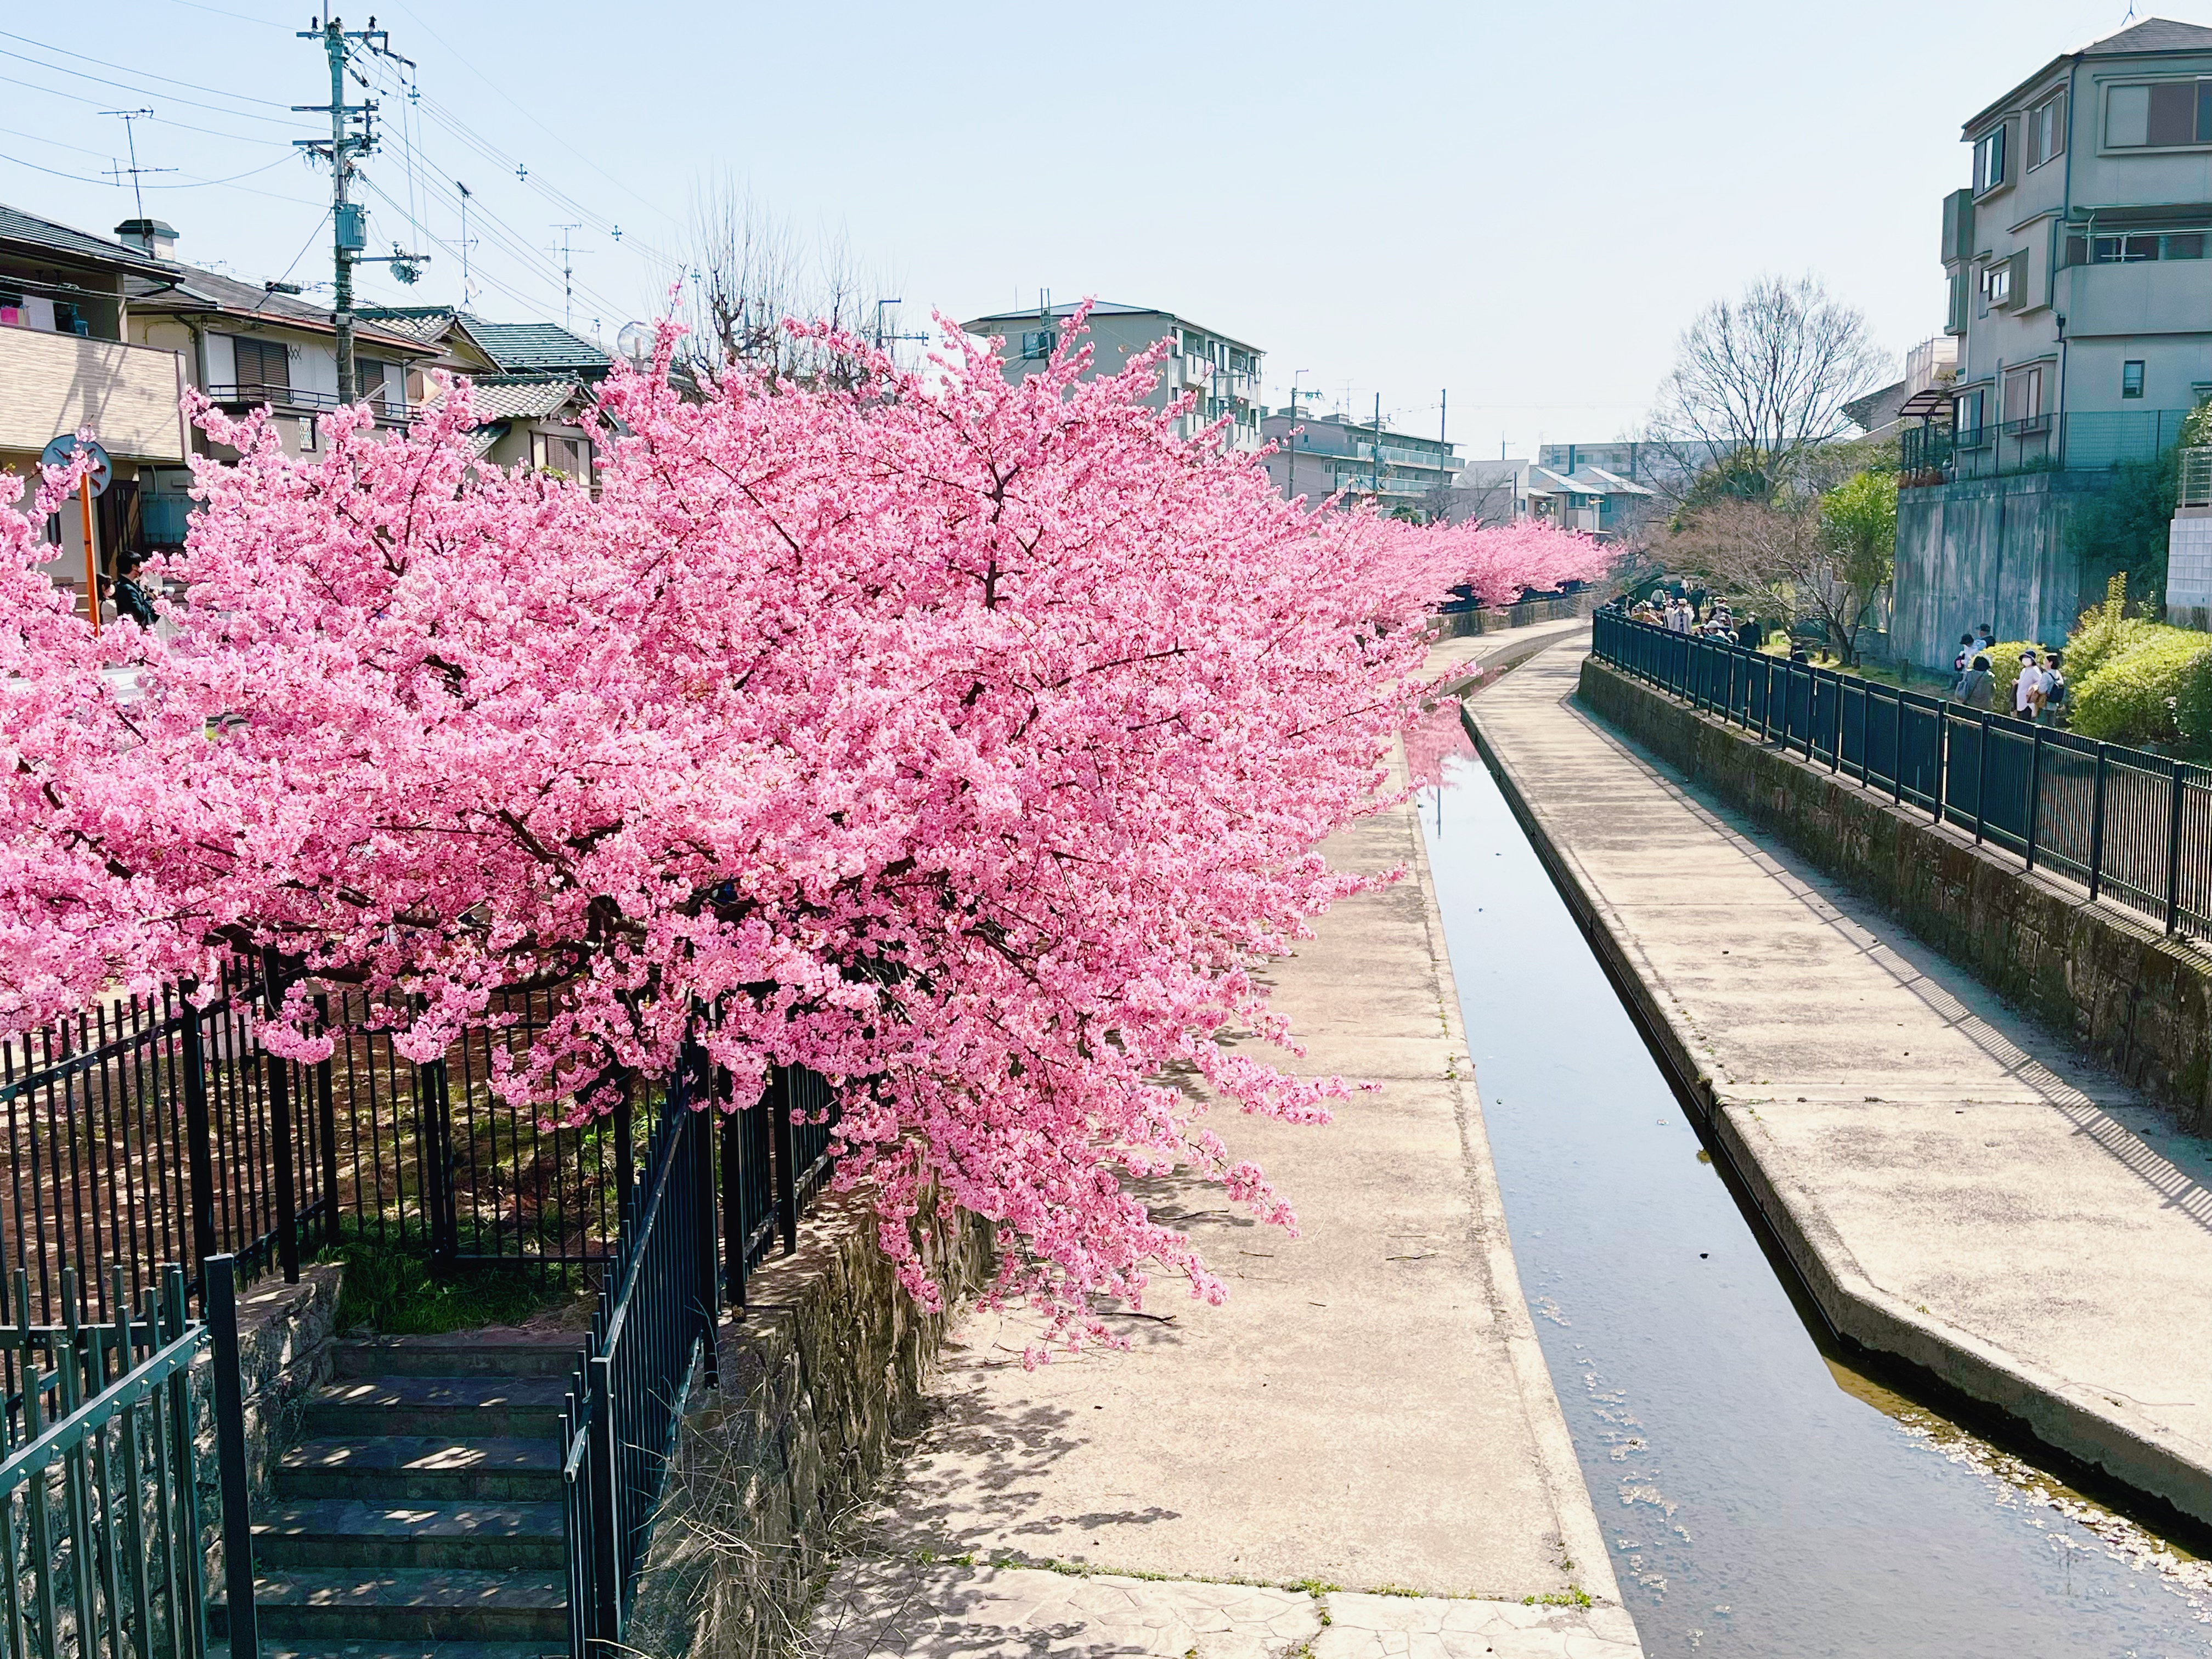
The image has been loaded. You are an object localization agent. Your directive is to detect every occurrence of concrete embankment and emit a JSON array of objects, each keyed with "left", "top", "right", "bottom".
[
  {"left": 1468, "top": 630, "right": 2212, "bottom": 1529},
  {"left": 806, "top": 618, "right": 1639, "bottom": 1658}
]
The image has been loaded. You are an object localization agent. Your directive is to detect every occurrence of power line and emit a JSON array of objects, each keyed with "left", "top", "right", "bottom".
[
  {"left": 378, "top": 0, "right": 680, "bottom": 238},
  {"left": 0, "top": 27, "right": 302, "bottom": 109}
]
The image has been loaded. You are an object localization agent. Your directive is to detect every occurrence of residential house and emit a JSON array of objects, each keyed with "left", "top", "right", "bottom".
[
  {"left": 960, "top": 301, "right": 1265, "bottom": 451},
  {"left": 359, "top": 306, "right": 612, "bottom": 476},
  {"left": 1260, "top": 410, "right": 1463, "bottom": 514},
  {"left": 1894, "top": 18, "right": 2212, "bottom": 665},
  {"left": 1522, "top": 464, "right": 1656, "bottom": 541},
  {"left": 118, "top": 218, "right": 440, "bottom": 547},
  {"left": 1, "top": 204, "right": 192, "bottom": 610}
]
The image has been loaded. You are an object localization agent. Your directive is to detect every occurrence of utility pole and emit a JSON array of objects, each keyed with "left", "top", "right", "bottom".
[
  {"left": 297, "top": 15, "right": 422, "bottom": 404},
  {"left": 100, "top": 110, "right": 173, "bottom": 222}
]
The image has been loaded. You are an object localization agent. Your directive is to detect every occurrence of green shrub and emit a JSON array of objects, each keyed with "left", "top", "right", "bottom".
[
  {"left": 2070, "top": 632, "right": 2212, "bottom": 751},
  {"left": 2064, "top": 612, "right": 2163, "bottom": 684}
]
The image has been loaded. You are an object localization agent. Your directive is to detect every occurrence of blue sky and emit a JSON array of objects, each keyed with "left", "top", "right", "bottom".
[{"left": 0, "top": 0, "right": 2172, "bottom": 457}]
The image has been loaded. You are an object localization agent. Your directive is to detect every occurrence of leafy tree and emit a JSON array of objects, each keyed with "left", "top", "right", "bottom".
[{"left": 2067, "top": 449, "right": 2178, "bottom": 615}]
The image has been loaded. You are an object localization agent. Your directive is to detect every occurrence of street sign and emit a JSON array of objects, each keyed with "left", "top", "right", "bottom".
[{"left": 40, "top": 436, "right": 112, "bottom": 499}]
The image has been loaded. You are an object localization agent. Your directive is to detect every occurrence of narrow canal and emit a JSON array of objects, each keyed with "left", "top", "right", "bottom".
[{"left": 1420, "top": 733, "right": 2212, "bottom": 1658}]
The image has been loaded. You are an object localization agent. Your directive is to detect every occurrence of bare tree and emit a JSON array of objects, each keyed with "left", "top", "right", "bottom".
[
  {"left": 1663, "top": 471, "right": 1896, "bottom": 665},
  {"left": 1648, "top": 275, "right": 1889, "bottom": 499},
  {"left": 675, "top": 178, "right": 898, "bottom": 388},
  {"left": 1441, "top": 462, "right": 1521, "bottom": 528}
]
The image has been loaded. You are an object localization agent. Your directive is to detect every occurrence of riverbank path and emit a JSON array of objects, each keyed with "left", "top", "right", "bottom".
[
  {"left": 805, "top": 617, "right": 1642, "bottom": 1658},
  {"left": 1471, "top": 627, "right": 2212, "bottom": 1526}
]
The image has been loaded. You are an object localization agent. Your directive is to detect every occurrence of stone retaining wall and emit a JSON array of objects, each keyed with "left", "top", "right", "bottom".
[
  {"left": 629, "top": 1193, "right": 993, "bottom": 1659},
  {"left": 1578, "top": 657, "right": 2212, "bottom": 1132}
]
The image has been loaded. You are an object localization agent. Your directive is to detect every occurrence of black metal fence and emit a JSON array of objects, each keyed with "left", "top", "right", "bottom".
[
  {"left": 0, "top": 961, "right": 842, "bottom": 1332},
  {"left": 0, "top": 1254, "right": 253, "bottom": 1659},
  {"left": 563, "top": 1043, "right": 840, "bottom": 1659},
  {"left": 0, "top": 961, "right": 334, "bottom": 1331},
  {"left": 1593, "top": 610, "right": 2212, "bottom": 941}
]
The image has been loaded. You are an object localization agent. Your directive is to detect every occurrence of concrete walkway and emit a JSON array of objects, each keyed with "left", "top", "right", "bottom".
[
  {"left": 1471, "top": 629, "right": 2212, "bottom": 1525},
  {"left": 807, "top": 618, "right": 1639, "bottom": 1658}
]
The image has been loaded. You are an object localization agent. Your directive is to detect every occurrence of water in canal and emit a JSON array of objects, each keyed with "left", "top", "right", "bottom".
[{"left": 1420, "top": 740, "right": 2212, "bottom": 1658}]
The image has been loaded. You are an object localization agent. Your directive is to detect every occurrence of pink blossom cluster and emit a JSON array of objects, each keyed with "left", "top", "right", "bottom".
[{"left": 0, "top": 315, "right": 1605, "bottom": 1345}]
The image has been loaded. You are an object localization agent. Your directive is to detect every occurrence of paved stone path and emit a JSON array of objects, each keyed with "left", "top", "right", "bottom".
[
  {"left": 806, "top": 618, "right": 1640, "bottom": 1658},
  {"left": 1471, "top": 629, "right": 2212, "bottom": 1523}
]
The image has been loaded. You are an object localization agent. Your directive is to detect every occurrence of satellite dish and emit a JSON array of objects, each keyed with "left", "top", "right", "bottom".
[{"left": 616, "top": 321, "right": 654, "bottom": 368}]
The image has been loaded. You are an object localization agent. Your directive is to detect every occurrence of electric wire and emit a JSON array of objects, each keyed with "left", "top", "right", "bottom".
[
  {"left": 0, "top": 27, "right": 303, "bottom": 109},
  {"left": 0, "top": 47, "right": 317, "bottom": 130}
]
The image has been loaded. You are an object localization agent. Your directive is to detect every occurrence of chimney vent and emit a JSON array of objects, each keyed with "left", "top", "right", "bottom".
[{"left": 115, "top": 218, "right": 178, "bottom": 260}]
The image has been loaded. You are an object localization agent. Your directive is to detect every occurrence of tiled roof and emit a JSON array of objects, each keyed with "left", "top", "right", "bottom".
[
  {"left": 460, "top": 377, "right": 586, "bottom": 424},
  {"left": 0, "top": 203, "right": 172, "bottom": 275},
  {"left": 455, "top": 317, "right": 610, "bottom": 373},
  {"left": 351, "top": 307, "right": 458, "bottom": 346},
  {"left": 2086, "top": 18, "right": 2212, "bottom": 54},
  {"left": 129, "top": 265, "right": 432, "bottom": 354}
]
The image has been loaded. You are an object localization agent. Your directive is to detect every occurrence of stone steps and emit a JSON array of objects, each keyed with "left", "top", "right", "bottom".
[
  {"left": 240, "top": 1338, "right": 579, "bottom": 1650},
  {"left": 278, "top": 1436, "right": 563, "bottom": 1503},
  {"left": 332, "top": 1336, "right": 582, "bottom": 1381},
  {"left": 253, "top": 1499, "right": 565, "bottom": 1570},
  {"left": 219, "top": 1569, "right": 569, "bottom": 1643},
  {"left": 303, "top": 1375, "right": 568, "bottom": 1442}
]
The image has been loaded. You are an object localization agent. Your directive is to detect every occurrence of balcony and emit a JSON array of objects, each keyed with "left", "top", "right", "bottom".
[
  {"left": 1899, "top": 408, "right": 2196, "bottom": 483},
  {"left": 0, "top": 326, "right": 188, "bottom": 462},
  {"left": 206, "top": 381, "right": 409, "bottom": 424}
]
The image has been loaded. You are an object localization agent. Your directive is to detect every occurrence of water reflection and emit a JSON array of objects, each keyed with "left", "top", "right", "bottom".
[{"left": 1422, "top": 738, "right": 2212, "bottom": 1657}]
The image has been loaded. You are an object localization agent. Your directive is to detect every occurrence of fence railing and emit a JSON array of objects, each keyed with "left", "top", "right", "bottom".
[
  {"left": 0, "top": 959, "right": 336, "bottom": 1331},
  {"left": 0, "top": 1254, "right": 252, "bottom": 1659},
  {"left": 1434, "top": 591, "right": 1595, "bottom": 639},
  {"left": 1899, "top": 408, "right": 2197, "bottom": 483},
  {"left": 1592, "top": 610, "right": 2212, "bottom": 941}
]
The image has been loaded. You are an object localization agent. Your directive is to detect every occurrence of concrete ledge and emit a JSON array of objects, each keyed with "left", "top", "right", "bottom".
[
  {"left": 1466, "top": 667, "right": 2212, "bottom": 1528},
  {"left": 1574, "top": 657, "right": 2212, "bottom": 1132},
  {"left": 628, "top": 1192, "right": 993, "bottom": 1659}
]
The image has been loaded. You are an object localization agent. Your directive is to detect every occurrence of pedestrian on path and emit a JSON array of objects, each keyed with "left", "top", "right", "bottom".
[
  {"left": 2041, "top": 651, "right": 2068, "bottom": 726},
  {"left": 1953, "top": 653, "right": 1996, "bottom": 709},
  {"left": 1954, "top": 634, "right": 1977, "bottom": 673},
  {"left": 2013, "top": 652, "right": 2045, "bottom": 720}
]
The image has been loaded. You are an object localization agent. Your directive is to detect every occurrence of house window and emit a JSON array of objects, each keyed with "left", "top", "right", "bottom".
[
  {"left": 1018, "top": 330, "right": 1053, "bottom": 360},
  {"left": 2123, "top": 360, "right": 2146, "bottom": 399},
  {"left": 2003, "top": 364, "right": 2045, "bottom": 425},
  {"left": 2106, "top": 81, "right": 2212, "bottom": 147},
  {"left": 2028, "top": 94, "right": 2067, "bottom": 168},
  {"left": 531, "top": 431, "right": 591, "bottom": 479},
  {"left": 230, "top": 336, "right": 291, "bottom": 399},
  {"left": 298, "top": 416, "right": 320, "bottom": 451},
  {"left": 1973, "top": 124, "right": 2007, "bottom": 193},
  {"left": 2063, "top": 229, "right": 2211, "bottom": 266},
  {"left": 1955, "top": 388, "right": 1987, "bottom": 443},
  {"left": 51, "top": 301, "right": 86, "bottom": 337},
  {"left": 1982, "top": 261, "right": 2013, "bottom": 308}
]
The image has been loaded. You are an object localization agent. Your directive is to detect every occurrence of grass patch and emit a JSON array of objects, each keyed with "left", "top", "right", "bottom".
[
  {"left": 1522, "top": 1588, "right": 1594, "bottom": 1609},
  {"left": 320, "top": 1222, "right": 589, "bottom": 1335}
]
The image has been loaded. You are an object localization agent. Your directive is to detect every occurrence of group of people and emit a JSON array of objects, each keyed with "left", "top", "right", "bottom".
[
  {"left": 1949, "top": 624, "right": 2067, "bottom": 723},
  {"left": 1628, "top": 593, "right": 1804, "bottom": 659}
]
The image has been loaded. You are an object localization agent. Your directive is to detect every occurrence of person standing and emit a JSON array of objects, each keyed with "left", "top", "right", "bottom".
[
  {"left": 1953, "top": 654, "right": 1996, "bottom": 709},
  {"left": 1976, "top": 623, "right": 1997, "bottom": 661},
  {"left": 2040, "top": 651, "right": 2067, "bottom": 726},
  {"left": 2013, "top": 651, "right": 2045, "bottom": 721},
  {"left": 1954, "top": 633, "right": 1977, "bottom": 674}
]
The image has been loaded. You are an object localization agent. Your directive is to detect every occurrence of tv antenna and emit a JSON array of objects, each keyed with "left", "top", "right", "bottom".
[{"left": 100, "top": 110, "right": 173, "bottom": 222}]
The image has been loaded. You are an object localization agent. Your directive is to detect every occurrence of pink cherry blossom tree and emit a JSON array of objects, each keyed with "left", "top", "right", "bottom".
[{"left": 0, "top": 313, "right": 1605, "bottom": 1345}]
